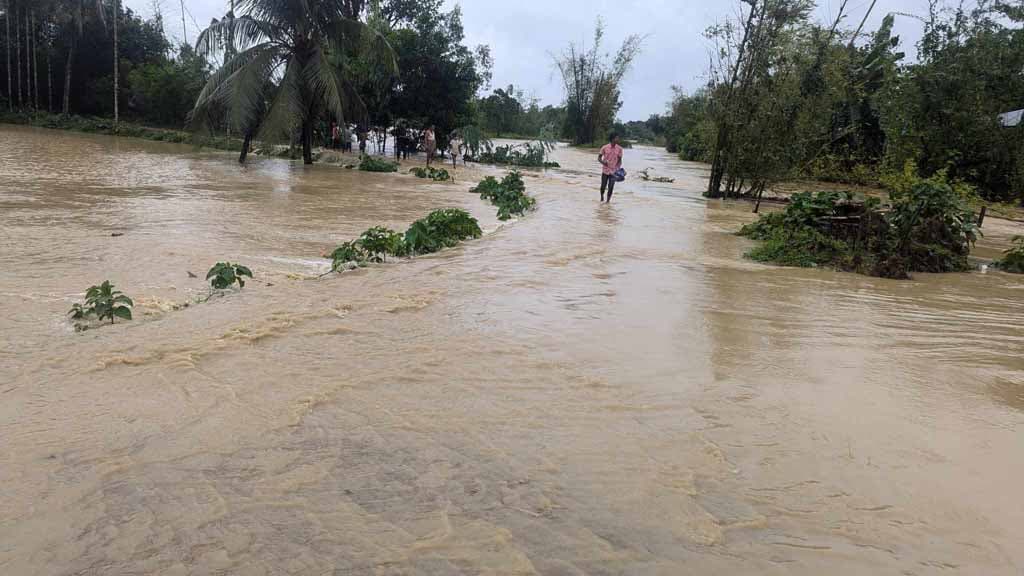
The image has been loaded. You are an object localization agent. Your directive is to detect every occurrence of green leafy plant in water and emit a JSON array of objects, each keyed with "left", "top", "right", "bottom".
[
  {"left": 358, "top": 226, "right": 406, "bottom": 262},
  {"left": 358, "top": 154, "right": 399, "bottom": 173},
  {"left": 472, "top": 171, "right": 536, "bottom": 221},
  {"left": 404, "top": 209, "right": 483, "bottom": 255},
  {"left": 995, "top": 236, "right": 1024, "bottom": 273},
  {"left": 330, "top": 241, "right": 368, "bottom": 271},
  {"left": 68, "top": 280, "right": 134, "bottom": 325},
  {"left": 207, "top": 262, "right": 253, "bottom": 289},
  {"left": 409, "top": 166, "right": 452, "bottom": 181}
]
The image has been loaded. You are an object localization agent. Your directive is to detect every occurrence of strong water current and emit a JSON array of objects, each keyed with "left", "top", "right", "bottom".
[{"left": 2, "top": 125, "right": 1023, "bottom": 575}]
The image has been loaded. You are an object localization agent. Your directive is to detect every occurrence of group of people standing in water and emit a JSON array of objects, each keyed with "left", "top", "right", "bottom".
[{"left": 326, "top": 121, "right": 627, "bottom": 204}]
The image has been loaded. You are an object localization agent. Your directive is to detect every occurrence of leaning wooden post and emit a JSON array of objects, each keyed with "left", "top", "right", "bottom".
[{"left": 977, "top": 205, "right": 987, "bottom": 229}]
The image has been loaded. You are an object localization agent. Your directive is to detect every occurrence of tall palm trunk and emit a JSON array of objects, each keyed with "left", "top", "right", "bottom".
[
  {"left": 301, "top": 120, "right": 313, "bottom": 164},
  {"left": 112, "top": 0, "right": 118, "bottom": 128},
  {"left": 62, "top": 38, "right": 73, "bottom": 115},
  {"left": 31, "top": 10, "right": 37, "bottom": 110},
  {"left": 14, "top": 2, "right": 20, "bottom": 107},
  {"left": 23, "top": 11, "right": 29, "bottom": 109},
  {"left": 4, "top": 0, "right": 11, "bottom": 110},
  {"left": 46, "top": 26, "right": 51, "bottom": 111},
  {"left": 239, "top": 130, "right": 252, "bottom": 163}
]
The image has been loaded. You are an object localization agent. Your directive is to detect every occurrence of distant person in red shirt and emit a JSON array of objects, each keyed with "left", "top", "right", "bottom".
[{"left": 598, "top": 132, "right": 624, "bottom": 203}]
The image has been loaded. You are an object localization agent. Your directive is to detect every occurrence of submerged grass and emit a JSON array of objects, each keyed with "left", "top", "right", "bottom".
[{"left": 0, "top": 110, "right": 244, "bottom": 152}]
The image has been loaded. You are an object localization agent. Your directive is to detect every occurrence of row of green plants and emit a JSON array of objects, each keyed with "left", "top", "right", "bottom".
[
  {"left": 473, "top": 142, "right": 560, "bottom": 169},
  {"left": 67, "top": 176, "right": 535, "bottom": 329},
  {"left": 739, "top": 171, "right": 983, "bottom": 279},
  {"left": 329, "top": 209, "right": 483, "bottom": 271},
  {"left": 471, "top": 171, "right": 537, "bottom": 221},
  {"left": 68, "top": 262, "right": 251, "bottom": 329},
  {"left": 409, "top": 166, "right": 452, "bottom": 181}
]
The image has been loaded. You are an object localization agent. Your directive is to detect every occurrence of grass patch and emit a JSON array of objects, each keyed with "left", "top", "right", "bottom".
[{"left": 0, "top": 110, "right": 244, "bottom": 152}]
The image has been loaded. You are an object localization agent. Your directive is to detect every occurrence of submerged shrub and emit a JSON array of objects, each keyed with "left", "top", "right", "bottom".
[
  {"left": 739, "top": 176, "right": 978, "bottom": 279},
  {"left": 995, "top": 236, "right": 1024, "bottom": 273},
  {"left": 326, "top": 209, "right": 482, "bottom": 272},
  {"left": 69, "top": 280, "right": 134, "bottom": 325},
  {"left": 330, "top": 241, "right": 367, "bottom": 270},
  {"left": 410, "top": 166, "right": 452, "bottom": 181},
  {"left": 358, "top": 154, "right": 399, "bottom": 173},
  {"left": 207, "top": 262, "right": 253, "bottom": 289},
  {"left": 472, "top": 171, "right": 537, "bottom": 220},
  {"left": 358, "top": 226, "right": 406, "bottom": 262},
  {"left": 405, "top": 208, "right": 483, "bottom": 255}
]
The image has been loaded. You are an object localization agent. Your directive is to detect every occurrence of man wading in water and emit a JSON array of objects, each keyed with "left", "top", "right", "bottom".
[{"left": 598, "top": 133, "right": 624, "bottom": 203}]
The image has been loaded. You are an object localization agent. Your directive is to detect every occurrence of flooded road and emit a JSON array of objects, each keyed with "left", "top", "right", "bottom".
[{"left": 2, "top": 125, "right": 1023, "bottom": 575}]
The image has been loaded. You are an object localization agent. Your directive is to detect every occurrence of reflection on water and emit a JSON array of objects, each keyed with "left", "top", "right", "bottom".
[{"left": 2, "top": 125, "right": 1023, "bottom": 575}]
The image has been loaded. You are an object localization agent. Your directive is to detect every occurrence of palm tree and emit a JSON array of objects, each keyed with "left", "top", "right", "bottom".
[
  {"left": 5, "top": 0, "right": 11, "bottom": 110},
  {"left": 61, "top": 0, "right": 106, "bottom": 116},
  {"left": 191, "top": 0, "right": 395, "bottom": 165}
]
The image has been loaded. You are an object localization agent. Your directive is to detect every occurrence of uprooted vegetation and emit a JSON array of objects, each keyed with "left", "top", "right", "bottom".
[
  {"left": 995, "top": 237, "right": 1024, "bottom": 274},
  {"left": 472, "top": 171, "right": 537, "bottom": 221},
  {"left": 329, "top": 209, "right": 483, "bottom": 273},
  {"left": 739, "top": 172, "right": 980, "bottom": 279}
]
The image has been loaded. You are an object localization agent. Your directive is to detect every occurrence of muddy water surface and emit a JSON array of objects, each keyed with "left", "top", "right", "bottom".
[{"left": 2, "top": 125, "right": 1023, "bottom": 575}]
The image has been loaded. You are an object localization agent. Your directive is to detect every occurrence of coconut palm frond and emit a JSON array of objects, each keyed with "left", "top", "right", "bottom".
[
  {"left": 195, "top": 15, "right": 283, "bottom": 58},
  {"left": 189, "top": 42, "right": 280, "bottom": 130},
  {"left": 257, "top": 56, "right": 304, "bottom": 142}
]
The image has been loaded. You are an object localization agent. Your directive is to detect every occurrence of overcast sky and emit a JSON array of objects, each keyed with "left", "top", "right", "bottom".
[{"left": 126, "top": 0, "right": 933, "bottom": 121}]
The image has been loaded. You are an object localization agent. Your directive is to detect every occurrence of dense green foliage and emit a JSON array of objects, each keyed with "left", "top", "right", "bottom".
[
  {"left": 995, "top": 236, "right": 1024, "bottom": 274},
  {"left": 472, "top": 171, "right": 537, "bottom": 221},
  {"left": 660, "top": 1, "right": 1024, "bottom": 205},
  {"left": 410, "top": 166, "right": 451, "bottom": 181},
  {"left": 740, "top": 174, "right": 980, "bottom": 279},
  {"left": 475, "top": 141, "right": 559, "bottom": 169},
  {"left": 69, "top": 280, "right": 133, "bottom": 324},
  {"left": 358, "top": 154, "right": 399, "bottom": 172},
  {"left": 207, "top": 262, "right": 253, "bottom": 289},
  {"left": 328, "top": 208, "right": 482, "bottom": 271},
  {"left": 0, "top": 0, "right": 195, "bottom": 123}
]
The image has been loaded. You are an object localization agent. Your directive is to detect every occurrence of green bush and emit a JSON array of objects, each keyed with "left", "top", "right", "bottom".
[
  {"left": 327, "top": 209, "right": 482, "bottom": 272},
  {"left": 330, "top": 242, "right": 368, "bottom": 271},
  {"left": 357, "top": 226, "right": 406, "bottom": 262},
  {"left": 747, "top": 227, "right": 851, "bottom": 268},
  {"left": 68, "top": 280, "right": 134, "bottom": 325},
  {"left": 739, "top": 176, "right": 978, "bottom": 279},
  {"left": 410, "top": 166, "right": 452, "bottom": 181},
  {"left": 995, "top": 236, "right": 1024, "bottom": 273},
  {"left": 358, "top": 154, "right": 399, "bottom": 173},
  {"left": 472, "top": 171, "right": 537, "bottom": 220},
  {"left": 404, "top": 208, "right": 483, "bottom": 255}
]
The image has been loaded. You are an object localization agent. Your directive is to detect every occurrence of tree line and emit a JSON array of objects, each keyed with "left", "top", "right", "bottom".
[
  {"left": 658, "top": 0, "right": 1024, "bottom": 205},
  {"left": 0, "top": 0, "right": 492, "bottom": 162}
]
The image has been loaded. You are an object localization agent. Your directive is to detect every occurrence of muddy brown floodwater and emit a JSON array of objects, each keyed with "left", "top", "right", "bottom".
[{"left": 2, "top": 124, "right": 1023, "bottom": 575}]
